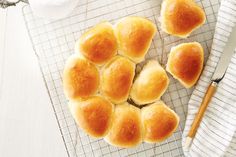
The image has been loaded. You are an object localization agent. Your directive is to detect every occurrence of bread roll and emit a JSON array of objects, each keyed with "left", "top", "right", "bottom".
[
  {"left": 63, "top": 55, "right": 100, "bottom": 100},
  {"left": 76, "top": 22, "right": 117, "bottom": 65},
  {"left": 104, "top": 102, "right": 142, "bottom": 148},
  {"left": 141, "top": 101, "right": 179, "bottom": 143},
  {"left": 161, "top": 0, "right": 206, "bottom": 38},
  {"left": 166, "top": 42, "right": 204, "bottom": 88},
  {"left": 115, "top": 17, "right": 157, "bottom": 63},
  {"left": 69, "top": 96, "right": 114, "bottom": 138},
  {"left": 130, "top": 60, "right": 169, "bottom": 105},
  {"left": 101, "top": 56, "right": 135, "bottom": 104}
]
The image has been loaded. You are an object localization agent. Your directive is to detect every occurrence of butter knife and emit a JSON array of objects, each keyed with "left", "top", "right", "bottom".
[{"left": 185, "top": 25, "right": 236, "bottom": 148}]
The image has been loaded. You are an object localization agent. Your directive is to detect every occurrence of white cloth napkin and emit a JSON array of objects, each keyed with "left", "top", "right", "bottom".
[{"left": 182, "top": 0, "right": 236, "bottom": 156}]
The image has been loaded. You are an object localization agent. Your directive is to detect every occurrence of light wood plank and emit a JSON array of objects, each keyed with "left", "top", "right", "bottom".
[{"left": 0, "top": 4, "right": 67, "bottom": 157}]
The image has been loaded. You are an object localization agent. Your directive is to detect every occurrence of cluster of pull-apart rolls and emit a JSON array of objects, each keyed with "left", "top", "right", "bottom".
[{"left": 63, "top": 0, "right": 206, "bottom": 148}]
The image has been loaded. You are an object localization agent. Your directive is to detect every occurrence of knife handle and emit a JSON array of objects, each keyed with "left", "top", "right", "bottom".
[{"left": 187, "top": 81, "right": 217, "bottom": 140}]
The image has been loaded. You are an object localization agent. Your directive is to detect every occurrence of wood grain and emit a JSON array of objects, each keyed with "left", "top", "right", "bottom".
[
  {"left": 0, "top": 5, "right": 67, "bottom": 157},
  {"left": 188, "top": 81, "right": 217, "bottom": 138}
]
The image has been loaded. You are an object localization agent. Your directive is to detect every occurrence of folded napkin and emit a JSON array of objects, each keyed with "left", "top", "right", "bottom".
[{"left": 182, "top": 0, "right": 236, "bottom": 156}]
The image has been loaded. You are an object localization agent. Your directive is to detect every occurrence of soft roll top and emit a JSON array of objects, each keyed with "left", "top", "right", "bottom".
[
  {"left": 77, "top": 22, "right": 117, "bottom": 65},
  {"left": 141, "top": 101, "right": 179, "bottom": 143},
  {"left": 161, "top": 0, "right": 206, "bottom": 38},
  {"left": 166, "top": 42, "right": 204, "bottom": 88},
  {"left": 69, "top": 96, "right": 114, "bottom": 138},
  {"left": 104, "top": 102, "right": 142, "bottom": 148},
  {"left": 115, "top": 16, "right": 157, "bottom": 63},
  {"left": 63, "top": 55, "right": 100, "bottom": 100},
  {"left": 101, "top": 56, "right": 135, "bottom": 104},
  {"left": 130, "top": 60, "right": 169, "bottom": 105},
  {"left": 62, "top": 15, "right": 187, "bottom": 148}
]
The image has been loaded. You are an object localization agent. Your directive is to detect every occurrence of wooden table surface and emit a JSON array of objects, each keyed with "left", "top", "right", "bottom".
[{"left": 0, "top": 4, "right": 67, "bottom": 157}]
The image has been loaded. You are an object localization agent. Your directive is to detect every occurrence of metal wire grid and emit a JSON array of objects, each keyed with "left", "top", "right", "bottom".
[{"left": 22, "top": 0, "right": 220, "bottom": 156}]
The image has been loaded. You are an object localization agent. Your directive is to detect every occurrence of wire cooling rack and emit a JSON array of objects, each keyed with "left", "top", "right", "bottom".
[{"left": 22, "top": 0, "right": 221, "bottom": 156}]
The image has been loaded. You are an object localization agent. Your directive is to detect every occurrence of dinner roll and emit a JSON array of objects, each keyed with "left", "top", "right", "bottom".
[
  {"left": 69, "top": 96, "right": 114, "bottom": 138},
  {"left": 63, "top": 55, "right": 100, "bottom": 100},
  {"left": 104, "top": 102, "right": 142, "bottom": 148},
  {"left": 161, "top": 0, "right": 206, "bottom": 38},
  {"left": 141, "top": 101, "right": 179, "bottom": 143},
  {"left": 101, "top": 56, "right": 135, "bottom": 104},
  {"left": 130, "top": 60, "right": 169, "bottom": 105},
  {"left": 76, "top": 22, "right": 117, "bottom": 65},
  {"left": 115, "top": 16, "right": 157, "bottom": 63},
  {"left": 166, "top": 42, "right": 204, "bottom": 88}
]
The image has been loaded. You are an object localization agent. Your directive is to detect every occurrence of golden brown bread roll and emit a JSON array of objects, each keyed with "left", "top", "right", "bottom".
[
  {"left": 63, "top": 55, "right": 100, "bottom": 100},
  {"left": 161, "top": 0, "right": 206, "bottom": 38},
  {"left": 69, "top": 96, "right": 114, "bottom": 138},
  {"left": 130, "top": 60, "right": 169, "bottom": 105},
  {"left": 104, "top": 102, "right": 142, "bottom": 148},
  {"left": 64, "top": 16, "right": 185, "bottom": 147},
  {"left": 166, "top": 42, "right": 204, "bottom": 88},
  {"left": 141, "top": 101, "right": 179, "bottom": 143},
  {"left": 101, "top": 56, "right": 135, "bottom": 104},
  {"left": 115, "top": 17, "right": 157, "bottom": 63},
  {"left": 76, "top": 22, "right": 117, "bottom": 65}
]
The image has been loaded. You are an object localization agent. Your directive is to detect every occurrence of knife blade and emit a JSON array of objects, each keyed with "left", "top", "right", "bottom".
[
  {"left": 211, "top": 26, "right": 236, "bottom": 82},
  {"left": 185, "top": 25, "right": 236, "bottom": 149}
]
